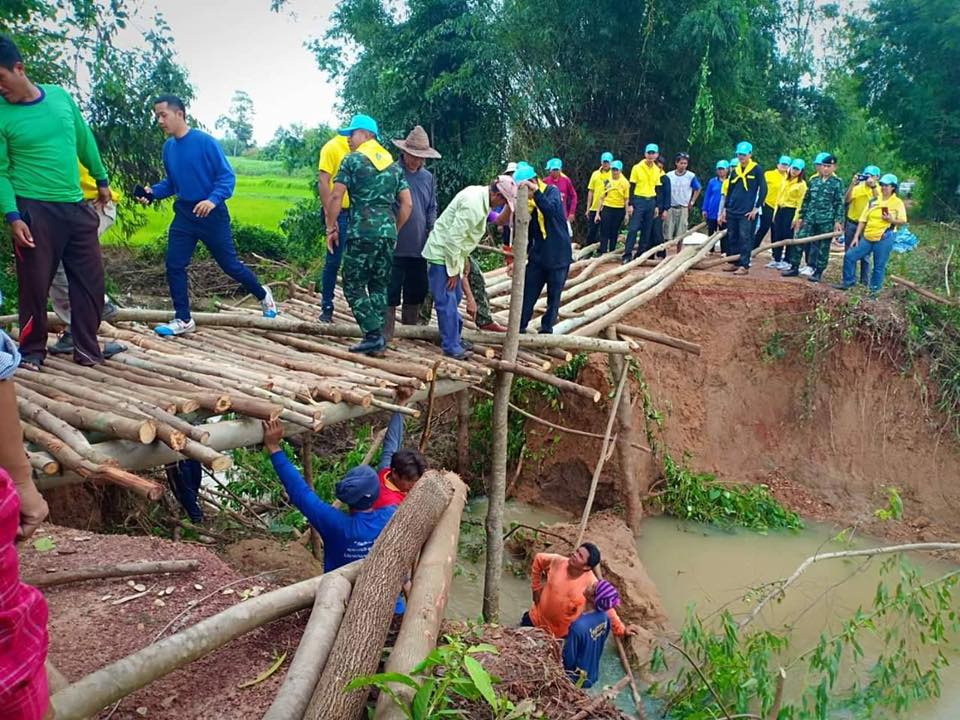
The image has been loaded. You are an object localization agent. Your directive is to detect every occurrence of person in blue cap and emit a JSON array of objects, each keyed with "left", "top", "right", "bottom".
[
  {"left": 515, "top": 162, "right": 572, "bottom": 335},
  {"left": 768, "top": 158, "right": 807, "bottom": 269},
  {"left": 261, "top": 418, "right": 405, "bottom": 611},
  {"left": 756, "top": 155, "right": 792, "bottom": 251},
  {"left": 834, "top": 173, "right": 907, "bottom": 294},
  {"left": 718, "top": 141, "right": 767, "bottom": 274},
  {"left": 702, "top": 160, "right": 729, "bottom": 242},
  {"left": 843, "top": 165, "right": 881, "bottom": 285},
  {"left": 584, "top": 152, "right": 614, "bottom": 248},
  {"left": 543, "top": 157, "right": 578, "bottom": 227},
  {"left": 624, "top": 143, "right": 663, "bottom": 262},
  {"left": 782, "top": 152, "right": 844, "bottom": 282},
  {"left": 593, "top": 160, "right": 631, "bottom": 254},
  {"left": 324, "top": 114, "right": 414, "bottom": 355}
]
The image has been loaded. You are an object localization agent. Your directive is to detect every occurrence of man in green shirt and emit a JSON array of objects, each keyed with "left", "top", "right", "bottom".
[
  {"left": 0, "top": 36, "right": 114, "bottom": 369},
  {"left": 325, "top": 114, "right": 413, "bottom": 355}
]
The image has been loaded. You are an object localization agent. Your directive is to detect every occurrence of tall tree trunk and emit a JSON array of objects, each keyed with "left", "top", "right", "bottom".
[
  {"left": 483, "top": 185, "right": 530, "bottom": 622},
  {"left": 606, "top": 326, "right": 645, "bottom": 536}
]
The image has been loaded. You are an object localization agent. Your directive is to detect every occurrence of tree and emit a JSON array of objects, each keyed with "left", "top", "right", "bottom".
[
  {"left": 216, "top": 90, "right": 256, "bottom": 156},
  {"left": 262, "top": 123, "right": 335, "bottom": 174},
  {"left": 850, "top": 0, "right": 960, "bottom": 216}
]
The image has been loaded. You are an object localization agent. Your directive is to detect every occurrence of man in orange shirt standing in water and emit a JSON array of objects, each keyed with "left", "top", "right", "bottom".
[{"left": 521, "top": 542, "right": 640, "bottom": 638}]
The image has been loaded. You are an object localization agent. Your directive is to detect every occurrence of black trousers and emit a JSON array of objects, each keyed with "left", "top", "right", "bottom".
[
  {"left": 14, "top": 197, "right": 103, "bottom": 364},
  {"left": 598, "top": 207, "right": 625, "bottom": 254},
  {"left": 771, "top": 207, "right": 796, "bottom": 262},
  {"left": 754, "top": 206, "right": 774, "bottom": 249},
  {"left": 387, "top": 256, "right": 429, "bottom": 306},
  {"left": 623, "top": 197, "right": 656, "bottom": 261},
  {"left": 520, "top": 261, "right": 570, "bottom": 334},
  {"left": 585, "top": 210, "right": 601, "bottom": 247},
  {"left": 726, "top": 213, "right": 754, "bottom": 268},
  {"left": 649, "top": 211, "right": 666, "bottom": 258}
]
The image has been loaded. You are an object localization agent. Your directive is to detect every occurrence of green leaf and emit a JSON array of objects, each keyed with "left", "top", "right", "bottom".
[
  {"left": 411, "top": 678, "right": 435, "bottom": 720},
  {"left": 344, "top": 672, "right": 419, "bottom": 692},
  {"left": 463, "top": 655, "right": 496, "bottom": 707},
  {"left": 32, "top": 537, "right": 56, "bottom": 552}
]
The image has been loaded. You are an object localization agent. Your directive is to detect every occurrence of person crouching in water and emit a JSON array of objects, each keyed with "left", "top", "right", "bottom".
[
  {"left": 563, "top": 580, "right": 622, "bottom": 688},
  {"left": 514, "top": 162, "right": 572, "bottom": 335}
]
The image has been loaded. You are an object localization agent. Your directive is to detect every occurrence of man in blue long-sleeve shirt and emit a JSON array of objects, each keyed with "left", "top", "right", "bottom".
[
  {"left": 262, "top": 419, "right": 405, "bottom": 612},
  {"left": 718, "top": 141, "right": 767, "bottom": 275},
  {"left": 139, "top": 94, "right": 277, "bottom": 336},
  {"left": 514, "top": 163, "right": 572, "bottom": 335}
]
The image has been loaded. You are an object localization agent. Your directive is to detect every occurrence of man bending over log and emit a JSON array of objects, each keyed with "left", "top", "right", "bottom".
[
  {"left": 563, "top": 579, "right": 620, "bottom": 688},
  {"left": 521, "top": 542, "right": 638, "bottom": 639},
  {"left": 262, "top": 420, "right": 404, "bottom": 611},
  {"left": 371, "top": 412, "right": 427, "bottom": 509}
]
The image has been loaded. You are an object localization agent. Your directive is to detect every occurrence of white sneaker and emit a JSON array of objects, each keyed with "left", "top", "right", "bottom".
[
  {"left": 154, "top": 318, "right": 196, "bottom": 337},
  {"left": 766, "top": 260, "right": 780, "bottom": 269},
  {"left": 261, "top": 286, "right": 278, "bottom": 318},
  {"left": 777, "top": 261, "right": 791, "bottom": 270},
  {"left": 799, "top": 265, "right": 814, "bottom": 277}
]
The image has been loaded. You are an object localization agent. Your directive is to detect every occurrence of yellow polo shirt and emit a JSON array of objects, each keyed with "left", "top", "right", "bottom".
[
  {"left": 318, "top": 135, "right": 351, "bottom": 209},
  {"left": 764, "top": 169, "right": 786, "bottom": 208},
  {"left": 601, "top": 175, "right": 631, "bottom": 209},
  {"left": 859, "top": 195, "right": 906, "bottom": 241},
  {"left": 776, "top": 178, "right": 807, "bottom": 211},
  {"left": 629, "top": 161, "right": 662, "bottom": 198},
  {"left": 847, "top": 182, "right": 878, "bottom": 221},
  {"left": 587, "top": 168, "right": 612, "bottom": 211}
]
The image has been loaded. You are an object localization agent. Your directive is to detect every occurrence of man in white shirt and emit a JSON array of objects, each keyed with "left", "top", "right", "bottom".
[{"left": 664, "top": 152, "right": 701, "bottom": 250}]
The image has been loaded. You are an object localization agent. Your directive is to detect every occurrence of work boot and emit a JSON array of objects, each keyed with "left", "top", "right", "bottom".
[
  {"left": 400, "top": 304, "right": 420, "bottom": 325},
  {"left": 781, "top": 265, "right": 800, "bottom": 277},
  {"left": 50, "top": 331, "right": 74, "bottom": 355},
  {"left": 350, "top": 331, "right": 385, "bottom": 355},
  {"left": 383, "top": 306, "right": 397, "bottom": 343}
]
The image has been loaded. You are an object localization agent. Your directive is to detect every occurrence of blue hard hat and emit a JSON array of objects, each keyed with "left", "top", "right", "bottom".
[
  {"left": 778, "top": 155, "right": 792, "bottom": 165},
  {"left": 513, "top": 161, "right": 537, "bottom": 183},
  {"left": 600, "top": 151, "right": 614, "bottom": 163},
  {"left": 790, "top": 158, "right": 806, "bottom": 171},
  {"left": 879, "top": 173, "right": 898, "bottom": 186},
  {"left": 611, "top": 160, "right": 623, "bottom": 171},
  {"left": 736, "top": 141, "right": 753, "bottom": 155},
  {"left": 546, "top": 157, "right": 563, "bottom": 171},
  {"left": 339, "top": 114, "right": 379, "bottom": 137},
  {"left": 716, "top": 160, "right": 729, "bottom": 169},
  {"left": 645, "top": 143, "right": 659, "bottom": 154},
  {"left": 863, "top": 165, "right": 881, "bottom": 177}
]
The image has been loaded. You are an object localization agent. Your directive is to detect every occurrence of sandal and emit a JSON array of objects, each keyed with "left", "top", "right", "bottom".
[{"left": 19, "top": 353, "right": 44, "bottom": 371}]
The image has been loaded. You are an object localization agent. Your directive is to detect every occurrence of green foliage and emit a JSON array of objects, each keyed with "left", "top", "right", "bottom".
[
  {"left": 658, "top": 454, "right": 804, "bottom": 532},
  {"left": 654, "top": 557, "right": 960, "bottom": 720},
  {"left": 873, "top": 486, "right": 903, "bottom": 522},
  {"left": 260, "top": 124, "right": 335, "bottom": 175},
  {"left": 346, "top": 633, "right": 538, "bottom": 719}
]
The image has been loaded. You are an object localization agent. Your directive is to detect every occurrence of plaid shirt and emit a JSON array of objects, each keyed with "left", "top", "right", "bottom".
[{"left": 0, "top": 468, "right": 49, "bottom": 720}]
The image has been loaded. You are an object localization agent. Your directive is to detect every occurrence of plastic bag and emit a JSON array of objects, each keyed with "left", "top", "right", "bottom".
[{"left": 892, "top": 225, "right": 918, "bottom": 254}]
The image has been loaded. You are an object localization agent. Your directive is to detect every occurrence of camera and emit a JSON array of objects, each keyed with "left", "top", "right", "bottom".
[{"left": 856, "top": 174, "right": 868, "bottom": 182}]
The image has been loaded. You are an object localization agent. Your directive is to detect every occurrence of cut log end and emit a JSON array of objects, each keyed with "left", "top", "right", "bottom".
[
  {"left": 177, "top": 399, "right": 200, "bottom": 414},
  {"left": 210, "top": 455, "right": 233, "bottom": 473},
  {"left": 138, "top": 422, "right": 158, "bottom": 445}
]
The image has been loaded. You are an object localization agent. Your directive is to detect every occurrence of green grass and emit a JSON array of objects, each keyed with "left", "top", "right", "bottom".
[{"left": 107, "top": 158, "right": 315, "bottom": 247}]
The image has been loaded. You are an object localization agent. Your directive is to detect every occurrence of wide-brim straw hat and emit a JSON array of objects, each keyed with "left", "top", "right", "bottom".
[{"left": 392, "top": 125, "right": 441, "bottom": 159}]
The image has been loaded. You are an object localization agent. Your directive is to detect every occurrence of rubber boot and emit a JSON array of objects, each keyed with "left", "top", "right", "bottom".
[
  {"left": 400, "top": 304, "right": 420, "bottom": 325},
  {"left": 350, "top": 331, "right": 386, "bottom": 355},
  {"left": 383, "top": 306, "right": 397, "bottom": 343}
]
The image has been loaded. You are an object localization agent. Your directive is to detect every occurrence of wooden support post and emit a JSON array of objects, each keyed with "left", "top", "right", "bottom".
[
  {"left": 456, "top": 389, "right": 470, "bottom": 477},
  {"left": 484, "top": 183, "right": 530, "bottom": 623},
  {"left": 606, "top": 327, "right": 645, "bottom": 537},
  {"left": 302, "top": 434, "right": 323, "bottom": 562},
  {"left": 418, "top": 377, "right": 438, "bottom": 453}
]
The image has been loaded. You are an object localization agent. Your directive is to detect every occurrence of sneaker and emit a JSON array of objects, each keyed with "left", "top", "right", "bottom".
[
  {"left": 478, "top": 321, "right": 508, "bottom": 333},
  {"left": 777, "top": 261, "right": 792, "bottom": 270},
  {"left": 349, "top": 332, "right": 385, "bottom": 355},
  {"left": 733, "top": 267, "right": 749, "bottom": 276},
  {"left": 318, "top": 309, "right": 333, "bottom": 323},
  {"left": 103, "top": 301, "right": 120, "bottom": 322},
  {"left": 799, "top": 265, "right": 814, "bottom": 277},
  {"left": 154, "top": 318, "right": 196, "bottom": 337},
  {"left": 781, "top": 266, "right": 800, "bottom": 277},
  {"left": 461, "top": 339, "right": 475, "bottom": 352},
  {"left": 765, "top": 260, "right": 780, "bottom": 269},
  {"left": 50, "top": 331, "right": 74, "bottom": 355},
  {"left": 808, "top": 271, "right": 822, "bottom": 283},
  {"left": 260, "top": 286, "right": 278, "bottom": 318},
  {"left": 443, "top": 348, "right": 469, "bottom": 361}
]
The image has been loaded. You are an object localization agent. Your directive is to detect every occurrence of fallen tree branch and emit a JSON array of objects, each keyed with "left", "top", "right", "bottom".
[
  {"left": 668, "top": 641, "right": 735, "bottom": 720},
  {"left": 615, "top": 323, "right": 701, "bottom": 355},
  {"left": 50, "top": 563, "right": 361, "bottom": 720},
  {"left": 741, "top": 542, "right": 960, "bottom": 628},
  {"left": 568, "top": 675, "right": 632, "bottom": 720},
  {"left": 24, "top": 560, "right": 199, "bottom": 588},
  {"left": 889, "top": 275, "right": 958, "bottom": 306}
]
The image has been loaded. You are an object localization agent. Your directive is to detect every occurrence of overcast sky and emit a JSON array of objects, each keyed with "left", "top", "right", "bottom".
[{"left": 133, "top": 0, "right": 342, "bottom": 144}]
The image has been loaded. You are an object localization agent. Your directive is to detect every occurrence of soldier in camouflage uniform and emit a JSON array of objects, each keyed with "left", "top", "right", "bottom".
[
  {"left": 325, "top": 114, "right": 412, "bottom": 354},
  {"left": 783, "top": 152, "right": 844, "bottom": 283}
]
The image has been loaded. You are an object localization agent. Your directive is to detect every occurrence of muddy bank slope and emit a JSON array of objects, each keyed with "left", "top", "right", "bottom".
[{"left": 515, "top": 269, "right": 960, "bottom": 535}]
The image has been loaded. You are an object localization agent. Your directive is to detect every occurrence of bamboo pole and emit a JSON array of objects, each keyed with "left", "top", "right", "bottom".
[
  {"left": 576, "top": 363, "right": 630, "bottom": 547},
  {"left": 49, "top": 562, "right": 363, "bottom": 720},
  {"left": 374, "top": 479, "right": 469, "bottom": 719},
  {"left": 484, "top": 184, "right": 530, "bottom": 624},
  {"left": 23, "top": 560, "right": 199, "bottom": 588}
]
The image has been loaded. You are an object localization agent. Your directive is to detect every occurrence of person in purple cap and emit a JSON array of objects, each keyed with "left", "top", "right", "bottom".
[{"left": 562, "top": 579, "right": 621, "bottom": 688}]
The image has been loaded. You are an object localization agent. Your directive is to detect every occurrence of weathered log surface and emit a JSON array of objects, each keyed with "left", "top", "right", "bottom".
[{"left": 24, "top": 559, "right": 199, "bottom": 588}]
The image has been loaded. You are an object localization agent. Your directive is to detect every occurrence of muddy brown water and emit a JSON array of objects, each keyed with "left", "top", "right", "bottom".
[{"left": 448, "top": 501, "right": 960, "bottom": 719}]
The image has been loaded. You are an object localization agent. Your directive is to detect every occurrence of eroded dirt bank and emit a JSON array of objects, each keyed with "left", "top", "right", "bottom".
[{"left": 514, "top": 269, "right": 960, "bottom": 540}]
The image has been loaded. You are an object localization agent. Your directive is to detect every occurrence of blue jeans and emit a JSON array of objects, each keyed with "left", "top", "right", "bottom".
[
  {"left": 320, "top": 209, "right": 350, "bottom": 314},
  {"left": 166, "top": 201, "right": 265, "bottom": 321},
  {"left": 844, "top": 219, "right": 870, "bottom": 284},
  {"left": 165, "top": 459, "right": 203, "bottom": 523},
  {"left": 427, "top": 263, "right": 464, "bottom": 355},
  {"left": 842, "top": 230, "right": 894, "bottom": 291}
]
